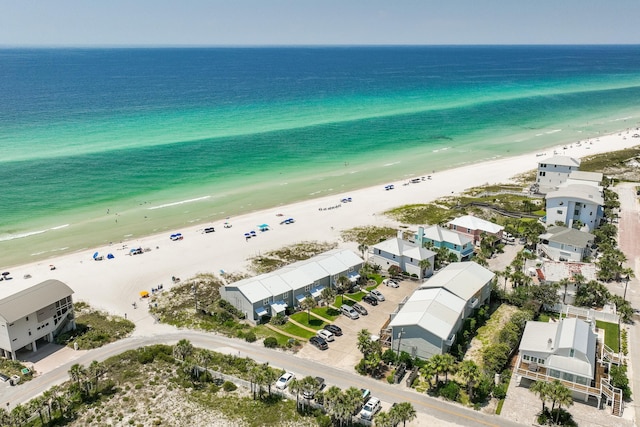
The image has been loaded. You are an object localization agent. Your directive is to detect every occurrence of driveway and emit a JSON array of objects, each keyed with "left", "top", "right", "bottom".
[{"left": 296, "top": 280, "right": 421, "bottom": 372}]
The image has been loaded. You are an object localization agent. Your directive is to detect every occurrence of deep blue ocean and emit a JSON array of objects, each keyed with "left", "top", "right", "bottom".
[{"left": 1, "top": 46, "right": 640, "bottom": 265}]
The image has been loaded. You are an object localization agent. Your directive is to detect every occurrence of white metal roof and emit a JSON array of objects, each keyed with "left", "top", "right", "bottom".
[
  {"left": 538, "top": 155, "right": 581, "bottom": 168},
  {"left": 546, "top": 184, "right": 604, "bottom": 206},
  {"left": 389, "top": 287, "right": 465, "bottom": 340},
  {"left": 447, "top": 215, "right": 504, "bottom": 234},
  {"left": 0, "top": 279, "right": 74, "bottom": 323},
  {"left": 422, "top": 225, "right": 472, "bottom": 246},
  {"left": 568, "top": 170, "right": 603, "bottom": 183},
  {"left": 419, "top": 262, "right": 494, "bottom": 301},
  {"left": 372, "top": 237, "right": 435, "bottom": 260}
]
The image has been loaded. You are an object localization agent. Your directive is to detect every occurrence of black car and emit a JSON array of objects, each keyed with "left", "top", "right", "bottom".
[
  {"left": 310, "top": 336, "right": 329, "bottom": 350},
  {"left": 324, "top": 324, "right": 343, "bottom": 336},
  {"left": 352, "top": 303, "right": 368, "bottom": 316},
  {"left": 303, "top": 377, "right": 326, "bottom": 399},
  {"left": 362, "top": 294, "right": 378, "bottom": 306},
  {"left": 204, "top": 227, "right": 215, "bottom": 233}
]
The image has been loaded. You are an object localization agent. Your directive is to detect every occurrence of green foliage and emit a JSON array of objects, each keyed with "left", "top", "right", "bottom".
[
  {"left": 385, "top": 203, "right": 454, "bottom": 225},
  {"left": 56, "top": 307, "right": 135, "bottom": 349},
  {"left": 222, "top": 381, "right": 238, "bottom": 392},
  {"left": 609, "top": 365, "right": 632, "bottom": 400},
  {"left": 493, "top": 383, "right": 507, "bottom": 399},
  {"left": 249, "top": 241, "right": 337, "bottom": 274},
  {"left": 340, "top": 226, "right": 398, "bottom": 246},
  {"left": 269, "top": 313, "right": 287, "bottom": 326},
  {"left": 439, "top": 381, "right": 460, "bottom": 401},
  {"left": 382, "top": 349, "right": 397, "bottom": 365},
  {"left": 482, "top": 343, "right": 511, "bottom": 375},
  {"left": 244, "top": 331, "right": 257, "bottom": 343},
  {"left": 596, "top": 321, "right": 620, "bottom": 352},
  {"left": 263, "top": 337, "right": 278, "bottom": 348}
]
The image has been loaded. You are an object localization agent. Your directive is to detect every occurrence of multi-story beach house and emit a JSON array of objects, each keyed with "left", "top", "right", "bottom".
[
  {"left": 446, "top": 215, "right": 504, "bottom": 246},
  {"left": 515, "top": 316, "right": 624, "bottom": 416},
  {"left": 536, "top": 155, "right": 581, "bottom": 193},
  {"left": 545, "top": 184, "right": 604, "bottom": 232},
  {"left": 415, "top": 225, "right": 474, "bottom": 261},
  {"left": 219, "top": 249, "right": 363, "bottom": 323},
  {"left": 0, "top": 279, "right": 75, "bottom": 360},
  {"left": 537, "top": 226, "right": 595, "bottom": 262},
  {"left": 384, "top": 262, "right": 494, "bottom": 359},
  {"left": 369, "top": 233, "right": 436, "bottom": 279}
]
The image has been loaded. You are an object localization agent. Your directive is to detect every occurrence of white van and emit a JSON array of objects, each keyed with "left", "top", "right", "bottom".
[{"left": 340, "top": 304, "right": 359, "bottom": 320}]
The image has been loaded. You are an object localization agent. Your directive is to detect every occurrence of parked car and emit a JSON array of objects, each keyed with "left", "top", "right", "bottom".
[
  {"left": 9, "top": 375, "right": 21, "bottom": 386},
  {"left": 362, "top": 294, "right": 378, "bottom": 306},
  {"left": 324, "top": 324, "right": 342, "bottom": 336},
  {"left": 370, "top": 289, "right": 385, "bottom": 301},
  {"left": 309, "top": 336, "right": 328, "bottom": 350},
  {"left": 340, "top": 304, "right": 360, "bottom": 319},
  {"left": 0, "top": 373, "right": 9, "bottom": 382},
  {"left": 359, "top": 397, "right": 381, "bottom": 420},
  {"left": 352, "top": 303, "right": 368, "bottom": 316},
  {"left": 317, "top": 329, "right": 335, "bottom": 342},
  {"left": 383, "top": 278, "right": 399, "bottom": 288},
  {"left": 303, "top": 377, "right": 326, "bottom": 399},
  {"left": 275, "top": 372, "right": 295, "bottom": 390}
]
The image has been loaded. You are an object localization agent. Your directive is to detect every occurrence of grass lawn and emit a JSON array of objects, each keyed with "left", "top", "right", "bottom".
[
  {"left": 333, "top": 295, "right": 356, "bottom": 306},
  {"left": 596, "top": 320, "right": 619, "bottom": 352},
  {"left": 347, "top": 291, "right": 366, "bottom": 301},
  {"left": 279, "top": 322, "right": 315, "bottom": 339},
  {"left": 290, "top": 312, "right": 327, "bottom": 330},
  {"left": 253, "top": 325, "right": 294, "bottom": 347},
  {"left": 311, "top": 306, "right": 340, "bottom": 321}
]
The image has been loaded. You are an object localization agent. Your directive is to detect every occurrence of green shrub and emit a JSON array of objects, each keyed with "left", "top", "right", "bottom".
[
  {"left": 439, "top": 381, "right": 460, "bottom": 401},
  {"left": 244, "top": 332, "right": 257, "bottom": 343},
  {"left": 222, "top": 381, "right": 237, "bottom": 392},
  {"left": 263, "top": 337, "right": 278, "bottom": 348},
  {"left": 382, "top": 349, "right": 397, "bottom": 365},
  {"left": 493, "top": 383, "right": 507, "bottom": 399}
]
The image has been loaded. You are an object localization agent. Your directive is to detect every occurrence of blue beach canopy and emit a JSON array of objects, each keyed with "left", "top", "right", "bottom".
[
  {"left": 93, "top": 252, "right": 99, "bottom": 259},
  {"left": 107, "top": 253, "right": 115, "bottom": 259}
]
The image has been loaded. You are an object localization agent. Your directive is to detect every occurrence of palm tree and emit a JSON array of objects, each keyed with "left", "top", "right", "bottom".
[
  {"left": 323, "top": 385, "right": 343, "bottom": 422},
  {"left": 195, "top": 349, "right": 213, "bottom": 381},
  {"left": 389, "top": 402, "right": 416, "bottom": 427},
  {"left": 431, "top": 353, "right": 456, "bottom": 384},
  {"left": 10, "top": 404, "right": 28, "bottom": 427},
  {"left": 530, "top": 380, "right": 550, "bottom": 414},
  {"left": 68, "top": 363, "right": 85, "bottom": 387},
  {"left": 358, "top": 242, "right": 369, "bottom": 260},
  {"left": 457, "top": 360, "right": 481, "bottom": 401},
  {"left": 88, "top": 360, "right": 107, "bottom": 392},
  {"left": 289, "top": 378, "right": 302, "bottom": 410},
  {"left": 249, "top": 363, "right": 263, "bottom": 400},
  {"left": 301, "top": 296, "right": 317, "bottom": 323},
  {"left": 300, "top": 375, "right": 320, "bottom": 410},
  {"left": 420, "top": 361, "right": 437, "bottom": 390},
  {"left": 173, "top": 338, "right": 194, "bottom": 361},
  {"left": 374, "top": 410, "right": 394, "bottom": 427},
  {"left": 321, "top": 287, "right": 335, "bottom": 306},
  {"left": 343, "top": 386, "right": 363, "bottom": 417},
  {"left": 0, "top": 408, "right": 10, "bottom": 427},
  {"left": 262, "top": 364, "right": 279, "bottom": 397},
  {"left": 357, "top": 329, "right": 374, "bottom": 356},
  {"left": 27, "top": 396, "right": 46, "bottom": 426},
  {"left": 553, "top": 383, "right": 573, "bottom": 424},
  {"left": 418, "top": 258, "right": 432, "bottom": 278},
  {"left": 335, "top": 275, "right": 351, "bottom": 305},
  {"left": 503, "top": 265, "right": 512, "bottom": 291}
]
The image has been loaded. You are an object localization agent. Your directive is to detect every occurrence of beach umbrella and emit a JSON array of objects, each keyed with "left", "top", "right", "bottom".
[
  {"left": 107, "top": 253, "right": 115, "bottom": 259},
  {"left": 139, "top": 290, "right": 149, "bottom": 298},
  {"left": 244, "top": 232, "right": 251, "bottom": 237},
  {"left": 92, "top": 252, "right": 99, "bottom": 259}
]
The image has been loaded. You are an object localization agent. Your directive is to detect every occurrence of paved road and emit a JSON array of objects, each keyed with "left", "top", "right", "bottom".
[
  {"left": 1, "top": 330, "right": 523, "bottom": 427},
  {"left": 615, "top": 182, "right": 640, "bottom": 426}
]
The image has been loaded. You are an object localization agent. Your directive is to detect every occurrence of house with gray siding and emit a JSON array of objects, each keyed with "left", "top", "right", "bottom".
[
  {"left": 537, "top": 226, "right": 595, "bottom": 262},
  {"left": 369, "top": 234, "right": 436, "bottom": 279},
  {"left": 219, "top": 249, "right": 363, "bottom": 323}
]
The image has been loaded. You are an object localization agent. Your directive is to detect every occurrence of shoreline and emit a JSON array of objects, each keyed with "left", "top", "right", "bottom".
[
  {"left": 1, "top": 130, "right": 638, "bottom": 322},
  {"left": 3, "top": 115, "right": 639, "bottom": 268}
]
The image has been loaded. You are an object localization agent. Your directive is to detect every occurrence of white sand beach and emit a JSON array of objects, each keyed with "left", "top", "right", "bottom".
[{"left": 3, "top": 133, "right": 638, "bottom": 328}]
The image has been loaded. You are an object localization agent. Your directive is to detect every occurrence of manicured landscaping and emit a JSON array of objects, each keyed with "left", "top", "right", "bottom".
[
  {"left": 253, "top": 325, "right": 292, "bottom": 347},
  {"left": 279, "top": 322, "right": 315, "bottom": 339},
  {"left": 596, "top": 320, "right": 620, "bottom": 352},
  {"left": 289, "top": 312, "right": 327, "bottom": 330},
  {"left": 311, "top": 306, "right": 340, "bottom": 321}
]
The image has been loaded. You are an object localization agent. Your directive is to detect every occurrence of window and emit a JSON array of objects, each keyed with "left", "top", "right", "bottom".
[
  {"left": 574, "top": 209, "right": 580, "bottom": 215},
  {"left": 263, "top": 299, "right": 270, "bottom": 306},
  {"left": 557, "top": 210, "right": 563, "bottom": 215},
  {"left": 304, "top": 285, "right": 311, "bottom": 292},
  {"left": 569, "top": 349, "right": 575, "bottom": 357},
  {"left": 410, "top": 258, "right": 413, "bottom": 262},
  {"left": 26, "top": 316, "right": 29, "bottom": 321},
  {"left": 467, "top": 228, "right": 471, "bottom": 233},
  {"left": 377, "top": 249, "right": 381, "bottom": 255},
  {"left": 282, "top": 292, "right": 289, "bottom": 299},
  {"left": 523, "top": 355, "right": 530, "bottom": 361},
  {"left": 539, "top": 359, "right": 545, "bottom": 365}
]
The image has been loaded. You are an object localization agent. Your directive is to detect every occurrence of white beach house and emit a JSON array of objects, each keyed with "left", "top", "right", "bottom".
[
  {"left": 536, "top": 155, "right": 581, "bottom": 193},
  {"left": 0, "top": 279, "right": 75, "bottom": 360},
  {"left": 545, "top": 184, "right": 604, "bottom": 231},
  {"left": 369, "top": 233, "right": 436, "bottom": 279},
  {"left": 219, "top": 249, "right": 363, "bottom": 323}
]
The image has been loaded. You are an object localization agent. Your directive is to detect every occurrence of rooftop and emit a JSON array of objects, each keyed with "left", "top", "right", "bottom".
[
  {"left": 546, "top": 183, "right": 604, "bottom": 206},
  {"left": 538, "top": 155, "right": 581, "bottom": 168},
  {"left": 420, "top": 225, "right": 472, "bottom": 247},
  {"left": 447, "top": 215, "right": 504, "bottom": 234},
  {"left": 419, "top": 261, "right": 494, "bottom": 301},
  {"left": 0, "top": 279, "right": 74, "bottom": 323},
  {"left": 539, "top": 226, "right": 595, "bottom": 248}
]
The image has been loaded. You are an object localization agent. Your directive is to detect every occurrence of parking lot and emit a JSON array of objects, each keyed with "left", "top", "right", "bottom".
[{"left": 297, "top": 279, "right": 419, "bottom": 372}]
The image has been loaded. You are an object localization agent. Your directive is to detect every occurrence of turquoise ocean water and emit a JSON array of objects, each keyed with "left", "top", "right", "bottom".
[{"left": 1, "top": 46, "right": 640, "bottom": 267}]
